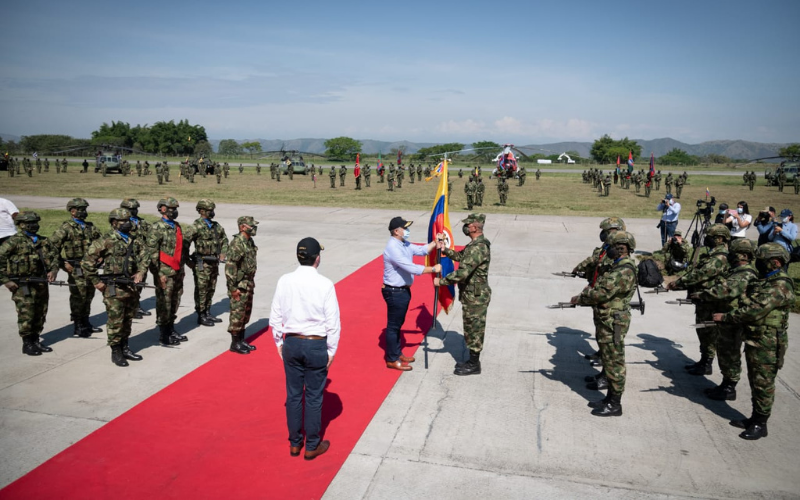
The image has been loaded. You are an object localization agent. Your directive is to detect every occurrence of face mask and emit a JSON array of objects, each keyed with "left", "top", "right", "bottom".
[
  {"left": 755, "top": 259, "right": 769, "bottom": 276},
  {"left": 208, "top": 210, "right": 215, "bottom": 219},
  {"left": 599, "top": 230, "right": 609, "bottom": 243},
  {"left": 719, "top": 210, "right": 726, "bottom": 215},
  {"left": 118, "top": 221, "right": 133, "bottom": 234},
  {"left": 737, "top": 207, "right": 743, "bottom": 214},
  {"left": 462, "top": 224, "right": 471, "bottom": 236},
  {"left": 703, "top": 236, "right": 716, "bottom": 248},
  {"left": 74, "top": 209, "right": 88, "bottom": 220},
  {"left": 25, "top": 223, "right": 40, "bottom": 234},
  {"left": 245, "top": 225, "right": 257, "bottom": 236},
  {"left": 129, "top": 209, "right": 139, "bottom": 218},
  {"left": 166, "top": 208, "right": 178, "bottom": 219},
  {"left": 606, "top": 245, "right": 620, "bottom": 260},
  {"left": 402, "top": 229, "right": 410, "bottom": 240}
]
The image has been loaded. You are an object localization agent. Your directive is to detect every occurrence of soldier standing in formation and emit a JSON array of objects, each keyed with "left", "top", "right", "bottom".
[
  {"left": 675, "top": 173, "right": 685, "bottom": 198},
  {"left": 43, "top": 158, "right": 49, "bottom": 172},
  {"left": 50, "top": 198, "right": 103, "bottom": 337},
  {"left": 270, "top": 163, "right": 276, "bottom": 179},
  {"left": 143, "top": 161, "right": 150, "bottom": 176},
  {"left": 354, "top": 163, "right": 362, "bottom": 190},
  {"left": 387, "top": 167, "right": 395, "bottom": 191},
  {"left": 665, "top": 172, "right": 673, "bottom": 194},
  {"left": 497, "top": 177, "right": 508, "bottom": 205},
  {"left": 339, "top": 165, "right": 346, "bottom": 187},
  {"left": 225, "top": 216, "right": 259, "bottom": 354},
  {"left": 434, "top": 213, "right": 492, "bottom": 376},
  {"left": 121, "top": 199, "right": 151, "bottom": 319},
  {"left": 408, "top": 163, "right": 415, "bottom": 184},
  {"left": 644, "top": 174, "right": 652, "bottom": 197},
  {"left": 256, "top": 163, "right": 261, "bottom": 175},
  {"left": 0, "top": 212, "right": 58, "bottom": 356},
  {"left": 224, "top": 162, "right": 230, "bottom": 178},
  {"left": 156, "top": 163, "right": 164, "bottom": 184},
  {"left": 603, "top": 174, "right": 611, "bottom": 196},
  {"left": 61, "top": 158, "right": 68, "bottom": 173},
  {"left": 378, "top": 164, "right": 385, "bottom": 183},
  {"left": 186, "top": 199, "right": 228, "bottom": 327},
  {"left": 136, "top": 161, "right": 142, "bottom": 177},
  {"left": 518, "top": 166, "right": 526, "bottom": 186},
  {"left": 56, "top": 158, "right": 61, "bottom": 174},
  {"left": 714, "top": 243, "right": 795, "bottom": 440},
  {"left": 572, "top": 231, "right": 637, "bottom": 416},
  {"left": 36, "top": 157, "right": 42, "bottom": 174},
  {"left": 146, "top": 197, "right": 188, "bottom": 346},
  {"left": 82, "top": 208, "right": 148, "bottom": 366},
  {"left": 654, "top": 170, "right": 662, "bottom": 190},
  {"left": 329, "top": 165, "right": 336, "bottom": 188},
  {"left": 215, "top": 163, "right": 222, "bottom": 184},
  {"left": 668, "top": 224, "right": 731, "bottom": 375},
  {"left": 778, "top": 169, "right": 787, "bottom": 192},
  {"left": 748, "top": 171, "right": 756, "bottom": 191},
  {"left": 416, "top": 164, "right": 422, "bottom": 181},
  {"left": 364, "top": 164, "right": 371, "bottom": 187},
  {"left": 535, "top": 168, "right": 541, "bottom": 181},
  {"left": 476, "top": 177, "right": 485, "bottom": 206}
]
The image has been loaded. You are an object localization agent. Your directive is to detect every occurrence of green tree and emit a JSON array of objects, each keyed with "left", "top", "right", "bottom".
[
  {"left": 324, "top": 136, "right": 362, "bottom": 161},
  {"left": 241, "top": 141, "right": 262, "bottom": 157},
  {"left": 779, "top": 144, "right": 800, "bottom": 159},
  {"left": 590, "top": 134, "right": 642, "bottom": 164},
  {"left": 218, "top": 139, "right": 242, "bottom": 156},
  {"left": 415, "top": 143, "right": 465, "bottom": 160},
  {"left": 471, "top": 141, "right": 501, "bottom": 161},
  {"left": 194, "top": 140, "right": 213, "bottom": 158},
  {"left": 20, "top": 134, "right": 78, "bottom": 153},
  {"left": 658, "top": 148, "right": 697, "bottom": 166}
]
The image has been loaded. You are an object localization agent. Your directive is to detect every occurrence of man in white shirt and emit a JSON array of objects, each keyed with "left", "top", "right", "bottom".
[
  {"left": 382, "top": 216, "right": 440, "bottom": 371},
  {"left": 270, "top": 237, "right": 340, "bottom": 460},
  {"left": 0, "top": 198, "right": 19, "bottom": 245}
]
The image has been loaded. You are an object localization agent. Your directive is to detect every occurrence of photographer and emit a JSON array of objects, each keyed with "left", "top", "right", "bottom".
[
  {"left": 725, "top": 201, "right": 752, "bottom": 239},
  {"left": 714, "top": 203, "right": 729, "bottom": 225},
  {"left": 754, "top": 207, "right": 776, "bottom": 245},
  {"left": 656, "top": 194, "right": 681, "bottom": 246},
  {"left": 768, "top": 209, "right": 797, "bottom": 254}
]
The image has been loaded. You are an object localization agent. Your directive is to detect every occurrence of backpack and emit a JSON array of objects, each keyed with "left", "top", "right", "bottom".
[
  {"left": 791, "top": 244, "right": 800, "bottom": 263},
  {"left": 637, "top": 259, "right": 664, "bottom": 288}
]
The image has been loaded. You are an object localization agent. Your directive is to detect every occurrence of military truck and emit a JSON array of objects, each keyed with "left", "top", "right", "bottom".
[
  {"left": 280, "top": 154, "right": 309, "bottom": 175},
  {"left": 764, "top": 161, "right": 800, "bottom": 186},
  {"left": 95, "top": 151, "right": 121, "bottom": 173}
]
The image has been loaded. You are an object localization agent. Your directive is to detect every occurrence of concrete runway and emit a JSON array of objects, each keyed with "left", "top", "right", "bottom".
[{"left": 1, "top": 196, "right": 799, "bottom": 499}]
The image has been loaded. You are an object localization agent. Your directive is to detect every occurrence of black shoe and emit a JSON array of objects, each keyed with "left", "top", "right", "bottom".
[
  {"left": 83, "top": 318, "right": 103, "bottom": 333},
  {"left": 454, "top": 352, "right": 481, "bottom": 376},
  {"left": 239, "top": 332, "right": 256, "bottom": 351},
  {"left": 584, "top": 372, "right": 604, "bottom": 382},
  {"left": 729, "top": 418, "right": 750, "bottom": 429},
  {"left": 685, "top": 358, "right": 703, "bottom": 370},
  {"left": 230, "top": 334, "right": 250, "bottom": 355},
  {"left": 134, "top": 309, "right": 143, "bottom": 319},
  {"left": 706, "top": 381, "right": 736, "bottom": 401},
  {"left": 589, "top": 358, "right": 603, "bottom": 367},
  {"left": 591, "top": 394, "right": 622, "bottom": 417},
  {"left": 111, "top": 344, "right": 129, "bottom": 367},
  {"left": 22, "top": 336, "right": 42, "bottom": 356},
  {"left": 34, "top": 335, "right": 53, "bottom": 353},
  {"left": 584, "top": 351, "right": 600, "bottom": 361},
  {"left": 197, "top": 311, "right": 214, "bottom": 327},
  {"left": 159, "top": 325, "right": 180, "bottom": 346},
  {"left": 170, "top": 324, "right": 188, "bottom": 342},
  {"left": 588, "top": 395, "right": 610, "bottom": 409},
  {"left": 740, "top": 422, "right": 768, "bottom": 440},
  {"left": 74, "top": 320, "right": 91, "bottom": 338},
  {"left": 688, "top": 357, "right": 713, "bottom": 376},
  {"left": 206, "top": 310, "right": 223, "bottom": 323},
  {"left": 587, "top": 376, "right": 608, "bottom": 391},
  {"left": 137, "top": 308, "right": 151, "bottom": 316},
  {"left": 122, "top": 339, "right": 143, "bottom": 361}
]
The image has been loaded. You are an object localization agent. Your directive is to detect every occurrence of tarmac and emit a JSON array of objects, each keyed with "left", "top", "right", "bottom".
[{"left": 1, "top": 195, "right": 799, "bottom": 499}]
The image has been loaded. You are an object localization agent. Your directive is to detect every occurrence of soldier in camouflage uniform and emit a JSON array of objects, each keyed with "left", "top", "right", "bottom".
[
  {"left": 749, "top": 171, "right": 756, "bottom": 191},
  {"left": 329, "top": 165, "right": 336, "bottom": 188},
  {"left": 50, "top": 198, "right": 103, "bottom": 337},
  {"left": 692, "top": 239, "right": 759, "bottom": 400},
  {"left": 224, "top": 162, "right": 230, "bottom": 178},
  {"left": 364, "top": 164, "right": 371, "bottom": 187},
  {"left": 408, "top": 163, "right": 415, "bottom": 184},
  {"left": 156, "top": 163, "right": 163, "bottom": 184},
  {"left": 464, "top": 178, "right": 475, "bottom": 209},
  {"left": 664, "top": 173, "right": 673, "bottom": 195},
  {"left": 572, "top": 231, "right": 637, "bottom": 417},
  {"left": 143, "top": 161, "right": 150, "bottom": 176},
  {"left": 186, "top": 199, "right": 228, "bottom": 327},
  {"left": 675, "top": 174, "right": 685, "bottom": 198},
  {"left": 239, "top": 163, "right": 244, "bottom": 175},
  {"left": 136, "top": 160, "right": 142, "bottom": 177},
  {"left": 225, "top": 216, "right": 259, "bottom": 354},
  {"left": 146, "top": 198, "right": 189, "bottom": 346},
  {"left": 386, "top": 167, "right": 395, "bottom": 191},
  {"left": 435, "top": 213, "right": 492, "bottom": 376},
  {"left": 650, "top": 229, "right": 691, "bottom": 275},
  {"left": 121, "top": 198, "right": 152, "bottom": 319},
  {"left": 668, "top": 224, "right": 730, "bottom": 375},
  {"left": 396, "top": 164, "right": 403, "bottom": 188},
  {"left": 0, "top": 212, "right": 59, "bottom": 356},
  {"left": 256, "top": 163, "right": 261, "bottom": 175},
  {"left": 496, "top": 177, "right": 508, "bottom": 205},
  {"left": 44, "top": 158, "right": 50, "bottom": 173},
  {"left": 163, "top": 161, "right": 170, "bottom": 182},
  {"left": 714, "top": 243, "right": 795, "bottom": 440},
  {"left": 215, "top": 162, "right": 222, "bottom": 184},
  {"left": 339, "top": 165, "right": 346, "bottom": 187},
  {"left": 61, "top": 157, "right": 68, "bottom": 173},
  {"left": 82, "top": 209, "right": 149, "bottom": 366},
  {"left": 36, "top": 157, "right": 42, "bottom": 174},
  {"left": 654, "top": 170, "right": 662, "bottom": 190},
  {"left": 476, "top": 177, "right": 485, "bottom": 206}
]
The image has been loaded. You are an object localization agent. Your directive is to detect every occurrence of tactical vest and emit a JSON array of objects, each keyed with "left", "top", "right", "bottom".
[
  {"left": 759, "top": 275, "right": 793, "bottom": 329},
  {"left": 192, "top": 220, "right": 223, "bottom": 256}
]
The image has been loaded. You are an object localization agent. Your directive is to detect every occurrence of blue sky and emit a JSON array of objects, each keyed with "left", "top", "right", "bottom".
[{"left": 2, "top": 0, "right": 798, "bottom": 144}]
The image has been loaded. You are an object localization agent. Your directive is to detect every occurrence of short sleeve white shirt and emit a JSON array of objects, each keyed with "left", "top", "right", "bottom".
[{"left": 0, "top": 198, "right": 19, "bottom": 239}]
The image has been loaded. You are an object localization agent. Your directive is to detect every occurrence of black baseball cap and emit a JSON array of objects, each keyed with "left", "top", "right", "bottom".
[
  {"left": 297, "top": 237, "right": 323, "bottom": 258},
  {"left": 389, "top": 216, "right": 413, "bottom": 232}
]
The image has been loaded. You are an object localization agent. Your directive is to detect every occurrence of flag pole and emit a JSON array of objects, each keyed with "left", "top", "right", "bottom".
[{"left": 425, "top": 152, "right": 447, "bottom": 370}]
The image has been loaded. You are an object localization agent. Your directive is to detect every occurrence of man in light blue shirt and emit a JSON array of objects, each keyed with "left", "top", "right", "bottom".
[
  {"left": 768, "top": 209, "right": 797, "bottom": 255},
  {"left": 382, "top": 216, "right": 440, "bottom": 371},
  {"left": 656, "top": 194, "right": 681, "bottom": 246}
]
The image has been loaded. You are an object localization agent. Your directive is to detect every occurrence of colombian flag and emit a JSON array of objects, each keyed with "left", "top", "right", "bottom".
[{"left": 426, "top": 162, "right": 455, "bottom": 314}]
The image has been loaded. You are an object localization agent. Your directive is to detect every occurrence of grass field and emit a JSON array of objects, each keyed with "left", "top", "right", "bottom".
[
  {"left": 14, "top": 208, "right": 160, "bottom": 237},
  {"left": 3, "top": 167, "right": 799, "bottom": 220}
]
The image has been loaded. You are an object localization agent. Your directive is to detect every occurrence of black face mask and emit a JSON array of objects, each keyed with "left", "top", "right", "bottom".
[
  {"left": 165, "top": 208, "right": 178, "bottom": 220},
  {"left": 129, "top": 209, "right": 139, "bottom": 218},
  {"left": 74, "top": 209, "right": 88, "bottom": 220},
  {"left": 462, "top": 224, "right": 471, "bottom": 236},
  {"left": 207, "top": 210, "right": 215, "bottom": 219},
  {"left": 703, "top": 236, "right": 715, "bottom": 248},
  {"left": 606, "top": 245, "right": 620, "bottom": 260},
  {"left": 118, "top": 221, "right": 133, "bottom": 234},
  {"left": 25, "top": 223, "right": 40, "bottom": 234},
  {"left": 755, "top": 259, "right": 769, "bottom": 276},
  {"left": 599, "top": 230, "right": 608, "bottom": 243}
]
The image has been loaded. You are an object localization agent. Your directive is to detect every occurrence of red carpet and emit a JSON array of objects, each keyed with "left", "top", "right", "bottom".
[{"left": 1, "top": 255, "right": 435, "bottom": 500}]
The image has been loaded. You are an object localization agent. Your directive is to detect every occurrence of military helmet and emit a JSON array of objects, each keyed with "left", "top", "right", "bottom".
[
  {"left": 196, "top": 199, "right": 216, "bottom": 211},
  {"left": 108, "top": 208, "right": 131, "bottom": 223},
  {"left": 120, "top": 198, "right": 140, "bottom": 209},
  {"left": 66, "top": 198, "right": 89, "bottom": 210},
  {"left": 756, "top": 242, "right": 790, "bottom": 264},
  {"left": 607, "top": 230, "right": 636, "bottom": 252},
  {"left": 599, "top": 217, "right": 626, "bottom": 231},
  {"left": 706, "top": 224, "right": 731, "bottom": 240},
  {"left": 15, "top": 211, "right": 41, "bottom": 225},
  {"left": 157, "top": 197, "right": 180, "bottom": 209},
  {"left": 729, "top": 238, "right": 756, "bottom": 257}
]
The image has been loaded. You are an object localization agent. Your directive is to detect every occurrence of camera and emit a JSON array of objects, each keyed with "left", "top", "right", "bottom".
[{"left": 695, "top": 196, "right": 716, "bottom": 219}]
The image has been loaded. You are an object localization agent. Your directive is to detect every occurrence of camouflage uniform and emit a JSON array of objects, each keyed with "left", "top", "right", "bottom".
[
  {"left": 82, "top": 209, "right": 149, "bottom": 365},
  {"left": 224, "top": 163, "right": 230, "bottom": 178},
  {"left": 143, "top": 161, "right": 150, "bottom": 176},
  {"left": 339, "top": 165, "right": 346, "bottom": 186},
  {"left": 693, "top": 239, "right": 758, "bottom": 398},
  {"left": 256, "top": 163, "right": 261, "bottom": 175},
  {"left": 0, "top": 212, "right": 59, "bottom": 355},
  {"left": 721, "top": 243, "right": 795, "bottom": 439},
  {"left": 50, "top": 199, "right": 102, "bottom": 336},
  {"left": 44, "top": 158, "right": 50, "bottom": 172},
  {"left": 364, "top": 164, "right": 371, "bottom": 187},
  {"left": 122, "top": 198, "right": 151, "bottom": 318},
  {"left": 239, "top": 164, "right": 244, "bottom": 174},
  {"left": 329, "top": 166, "right": 336, "bottom": 188},
  {"left": 416, "top": 164, "right": 422, "bottom": 181},
  {"left": 146, "top": 197, "right": 189, "bottom": 345},
  {"left": 408, "top": 164, "right": 415, "bottom": 184},
  {"left": 464, "top": 179, "right": 475, "bottom": 209},
  {"left": 650, "top": 230, "right": 691, "bottom": 275},
  {"left": 61, "top": 158, "right": 68, "bottom": 173},
  {"left": 396, "top": 165, "right": 403, "bottom": 188},
  {"left": 225, "top": 216, "right": 259, "bottom": 353},
  {"left": 497, "top": 178, "right": 508, "bottom": 205},
  {"left": 476, "top": 178, "right": 485, "bottom": 206},
  {"left": 156, "top": 163, "right": 163, "bottom": 184},
  {"left": 439, "top": 214, "right": 491, "bottom": 375},
  {"left": 675, "top": 175, "right": 685, "bottom": 198},
  {"left": 163, "top": 162, "right": 170, "bottom": 182},
  {"left": 136, "top": 161, "right": 142, "bottom": 177},
  {"left": 673, "top": 224, "right": 730, "bottom": 374},
  {"left": 603, "top": 174, "right": 611, "bottom": 196},
  {"left": 664, "top": 173, "right": 673, "bottom": 194},
  {"left": 749, "top": 171, "right": 756, "bottom": 191},
  {"left": 186, "top": 200, "right": 229, "bottom": 326},
  {"left": 215, "top": 163, "right": 222, "bottom": 184},
  {"left": 387, "top": 169, "right": 395, "bottom": 191},
  {"left": 36, "top": 157, "right": 42, "bottom": 174}
]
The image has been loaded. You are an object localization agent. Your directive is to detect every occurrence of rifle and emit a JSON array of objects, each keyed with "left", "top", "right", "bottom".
[
  {"left": 552, "top": 271, "right": 586, "bottom": 279},
  {"left": 644, "top": 285, "right": 669, "bottom": 294},
  {"left": 548, "top": 301, "right": 645, "bottom": 315},
  {"left": 98, "top": 275, "right": 156, "bottom": 297},
  {"left": 666, "top": 298, "right": 694, "bottom": 306},
  {"left": 9, "top": 276, "right": 77, "bottom": 296},
  {"left": 691, "top": 321, "right": 718, "bottom": 328},
  {"left": 64, "top": 259, "right": 85, "bottom": 277},
  {"left": 192, "top": 254, "right": 223, "bottom": 272}
]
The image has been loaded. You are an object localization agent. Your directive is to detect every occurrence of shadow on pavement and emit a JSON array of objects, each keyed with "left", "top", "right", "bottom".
[{"left": 534, "top": 326, "right": 599, "bottom": 403}]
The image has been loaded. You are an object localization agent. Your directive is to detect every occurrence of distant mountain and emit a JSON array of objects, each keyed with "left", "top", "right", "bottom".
[
  {"left": 0, "top": 133, "right": 21, "bottom": 143},
  {"left": 208, "top": 137, "right": 787, "bottom": 160}
]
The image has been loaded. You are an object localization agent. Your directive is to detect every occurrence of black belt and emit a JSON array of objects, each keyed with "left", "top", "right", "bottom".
[
  {"left": 382, "top": 283, "right": 410, "bottom": 290},
  {"left": 285, "top": 333, "right": 325, "bottom": 340}
]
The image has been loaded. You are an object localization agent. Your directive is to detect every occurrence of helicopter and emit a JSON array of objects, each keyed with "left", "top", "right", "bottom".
[
  {"left": 259, "top": 146, "right": 326, "bottom": 175},
  {"left": 739, "top": 153, "right": 800, "bottom": 186}
]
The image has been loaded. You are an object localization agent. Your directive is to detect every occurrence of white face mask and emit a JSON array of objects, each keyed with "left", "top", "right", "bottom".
[
  {"left": 402, "top": 229, "right": 410, "bottom": 240},
  {"left": 737, "top": 207, "right": 743, "bottom": 214}
]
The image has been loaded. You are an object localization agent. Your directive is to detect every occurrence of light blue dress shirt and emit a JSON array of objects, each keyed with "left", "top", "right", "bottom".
[{"left": 383, "top": 237, "right": 429, "bottom": 286}]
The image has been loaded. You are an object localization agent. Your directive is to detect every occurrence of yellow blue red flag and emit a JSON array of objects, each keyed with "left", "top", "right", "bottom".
[{"left": 426, "top": 162, "right": 455, "bottom": 314}]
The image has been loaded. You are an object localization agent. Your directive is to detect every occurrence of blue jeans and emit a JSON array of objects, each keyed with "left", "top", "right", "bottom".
[
  {"left": 283, "top": 336, "right": 328, "bottom": 451},
  {"left": 382, "top": 286, "right": 411, "bottom": 362},
  {"left": 660, "top": 220, "right": 678, "bottom": 246}
]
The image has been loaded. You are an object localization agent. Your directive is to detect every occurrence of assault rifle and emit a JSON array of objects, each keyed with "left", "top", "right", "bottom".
[
  {"left": 64, "top": 259, "right": 85, "bottom": 277},
  {"left": 644, "top": 285, "right": 669, "bottom": 294},
  {"left": 192, "top": 254, "right": 225, "bottom": 271},
  {"left": 666, "top": 298, "right": 694, "bottom": 306},
  {"left": 690, "top": 321, "right": 719, "bottom": 328},
  {"left": 552, "top": 271, "right": 586, "bottom": 279},
  {"left": 547, "top": 301, "right": 645, "bottom": 315},
  {"left": 98, "top": 275, "right": 156, "bottom": 297},
  {"left": 9, "top": 276, "right": 76, "bottom": 296}
]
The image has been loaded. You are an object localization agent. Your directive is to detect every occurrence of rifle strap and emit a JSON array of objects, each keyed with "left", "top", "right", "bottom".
[
  {"left": 33, "top": 240, "right": 48, "bottom": 276},
  {"left": 122, "top": 239, "right": 133, "bottom": 277}
]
